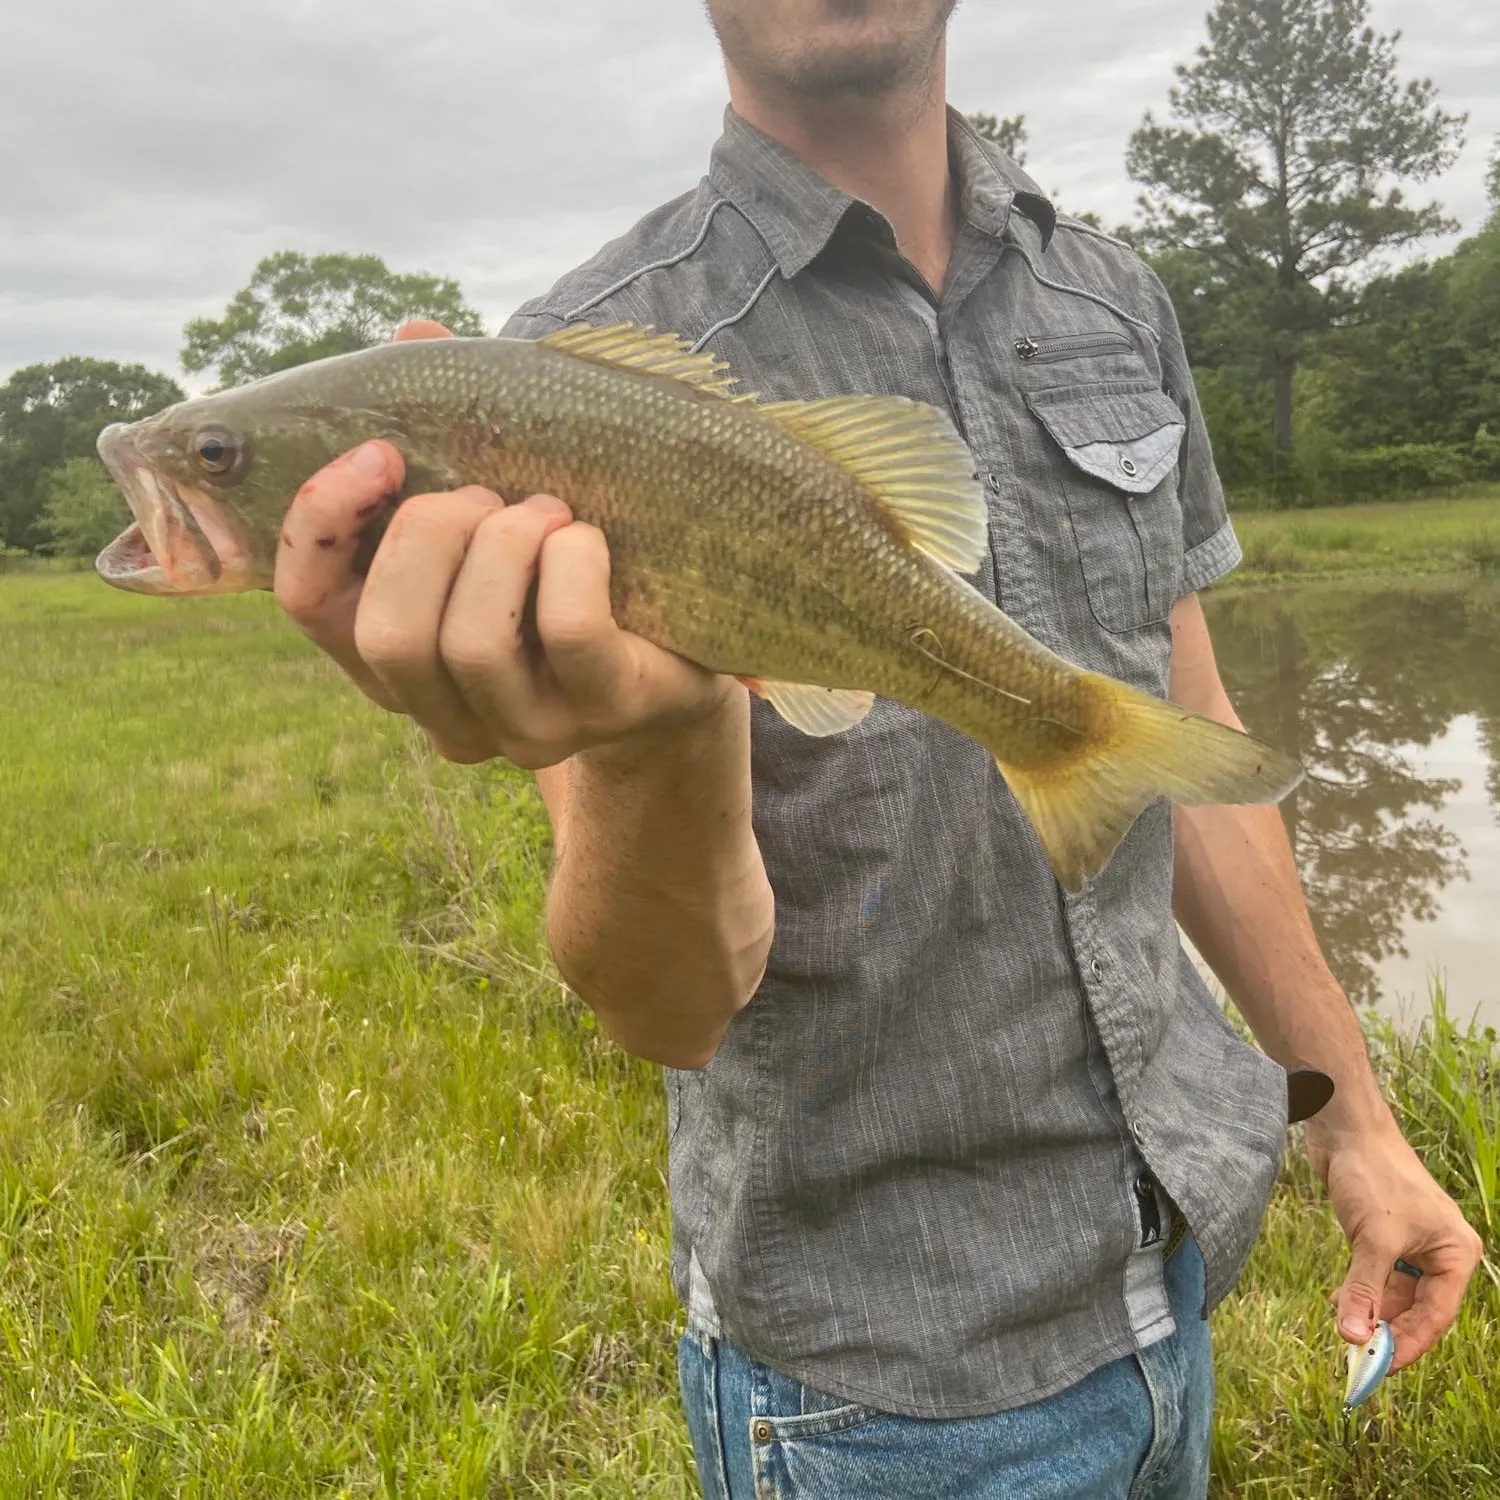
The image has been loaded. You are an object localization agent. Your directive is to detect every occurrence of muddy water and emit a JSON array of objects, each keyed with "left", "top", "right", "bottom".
[{"left": 1204, "top": 577, "right": 1500, "bottom": 1030}]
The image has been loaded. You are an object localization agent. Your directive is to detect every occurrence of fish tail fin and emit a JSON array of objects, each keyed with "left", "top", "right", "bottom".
[{"left": 996, "top": 677, "right": 1302, "bottom": 891}]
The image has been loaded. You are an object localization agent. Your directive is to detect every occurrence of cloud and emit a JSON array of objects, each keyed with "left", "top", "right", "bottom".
[{"left": 1, "top": 0, "right": 1494, "bottom": 383}]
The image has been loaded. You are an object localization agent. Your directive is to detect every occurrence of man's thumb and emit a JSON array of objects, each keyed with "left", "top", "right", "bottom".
[{"left": 1335, "top": 1240, "right": 1394, "bottom": 1344}]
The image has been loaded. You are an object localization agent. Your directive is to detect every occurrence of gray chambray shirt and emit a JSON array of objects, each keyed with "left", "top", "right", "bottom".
[{"left": 502, "top": 108, "right": 1289, "bottom": 1419}]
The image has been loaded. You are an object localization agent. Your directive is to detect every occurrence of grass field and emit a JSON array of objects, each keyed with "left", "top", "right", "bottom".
[
  {"left": 1229, "top": 487, "right": 1500, "bottom": 582},
  {"left": 1, "top": 573, "right": 1496, "bottom": 1497}
]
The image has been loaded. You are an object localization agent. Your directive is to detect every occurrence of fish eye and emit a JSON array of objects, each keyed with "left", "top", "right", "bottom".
[{"left": 194, "top": 428, "right": 238, "bottom": 476}]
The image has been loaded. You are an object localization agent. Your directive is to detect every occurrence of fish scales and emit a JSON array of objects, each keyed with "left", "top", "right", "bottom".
[
  {"left": 376, "top": 338, "right": 1099, "bottom": 768},
  {"left": 94, "top": 325, "right": 1302, "bottom": 886}
]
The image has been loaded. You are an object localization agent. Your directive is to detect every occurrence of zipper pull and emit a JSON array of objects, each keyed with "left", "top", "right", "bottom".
[
  {"left": 1134, "top": 1172, "right": 1162, "bottom": 1248},
  {"left": 1014, "top": 337, "right": 1038, "bottom": 361}
]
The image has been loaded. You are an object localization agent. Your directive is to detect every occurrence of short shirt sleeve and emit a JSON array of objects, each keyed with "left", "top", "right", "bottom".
[{"left": 1139, "top": 267, "right": 1241, "bottom": 596}]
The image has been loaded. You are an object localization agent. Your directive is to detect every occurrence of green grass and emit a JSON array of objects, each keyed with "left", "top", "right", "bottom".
[
  {"left": 1, "top": 573, "right": 1496, "bottom": 1497},
  {"left": 1230, "top": 488, "right": 1500, "bottom": 582},
  {"left": 1214, "top": 993, "right": 1500, "bottom": 1498},
  {"left": 0, "top": 575, "right": 689, "bottom": 1497}
]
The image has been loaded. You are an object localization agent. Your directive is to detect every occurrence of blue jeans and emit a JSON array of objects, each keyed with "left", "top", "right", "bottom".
[{"left": 678, "top": 1241, "right": 1212, "bottom": 1500}]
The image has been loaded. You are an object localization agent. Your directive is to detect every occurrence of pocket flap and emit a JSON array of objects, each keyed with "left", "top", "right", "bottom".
[{"left": 1026, "top": 386, "right": 1186, "bottom": 495}]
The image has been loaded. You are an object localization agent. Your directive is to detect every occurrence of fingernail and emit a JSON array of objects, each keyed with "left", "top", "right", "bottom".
[
  {"left": 523, "top": 493, "right": 571, "bottom": 518},
  {"left": 349, "top": 442, "right": 389, "bottom": 478}
]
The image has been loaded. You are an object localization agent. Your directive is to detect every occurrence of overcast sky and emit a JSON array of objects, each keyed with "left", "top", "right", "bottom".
[{"left": 2, "top": 0, "right": 1495, "bottom": 387}]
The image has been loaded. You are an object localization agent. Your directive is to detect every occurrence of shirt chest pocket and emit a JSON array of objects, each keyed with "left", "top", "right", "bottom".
[{"left": 1025, "top": 385, "right": 1187, "bottom": 634}]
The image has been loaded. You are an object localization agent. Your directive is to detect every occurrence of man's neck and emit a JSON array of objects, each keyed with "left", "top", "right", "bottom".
[{"left": 726, "top": 49, "right": 958, "bottom": 295}]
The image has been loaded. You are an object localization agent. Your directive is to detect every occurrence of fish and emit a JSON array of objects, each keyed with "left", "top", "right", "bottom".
[
  {"left": 1342, "top": 1319, "right": 1394, "bottom": 1411},
  {"left": 95, "top": 322, "right": 1302, "bottom": 887}
]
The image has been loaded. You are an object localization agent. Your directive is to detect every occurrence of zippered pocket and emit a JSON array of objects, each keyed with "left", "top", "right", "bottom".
[{"left": 1014, "top": 330, "right": 1135, "bottom": 363}]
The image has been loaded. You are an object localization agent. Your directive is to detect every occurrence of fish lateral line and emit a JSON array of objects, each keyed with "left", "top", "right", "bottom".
[{"left": 906, "top": 628, "right": 1084, "bottom": 738}]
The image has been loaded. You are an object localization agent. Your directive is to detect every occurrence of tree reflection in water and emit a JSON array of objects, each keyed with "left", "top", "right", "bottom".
[{"left": 1205, "top": 579, "right": 1500, "bottom": 1008}]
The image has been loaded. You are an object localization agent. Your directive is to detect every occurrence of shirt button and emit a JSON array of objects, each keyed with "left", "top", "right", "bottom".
[
  {"left": 1119, "top": 456, "right": 1139, "bottom": 478},
  {"left": 1131, "top": 1121, "right": 1147, "bottom": 1147},
  {"left": 1090, "top": 958, "right": 1104, "bottom": 980},
  {"left": 752, "top": 1419, "right": 774, "bottom": 1444}
]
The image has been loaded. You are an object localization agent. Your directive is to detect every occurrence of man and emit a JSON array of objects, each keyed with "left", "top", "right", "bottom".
[{"left": 273, "top": 3, "right": 1482, "bottom": 1494}]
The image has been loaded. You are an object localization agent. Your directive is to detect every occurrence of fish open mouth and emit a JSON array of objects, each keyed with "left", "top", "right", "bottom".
[
  {"left": 96, "top": 520, "right": 170, "bottom": 592},
  {"left": 95, "top": 424, "right": 266, "bottom": 595}
]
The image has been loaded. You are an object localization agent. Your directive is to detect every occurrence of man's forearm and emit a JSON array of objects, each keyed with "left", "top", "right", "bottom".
[
  {"left": 1167, "top": 593, "right": 1395, "bottom": 1142},
  {"left": 544, "top": 690, "right": 774, "bottom": 1070},
  {"left": 1174, "top": 798, "right": 1395, "bottom": 1140}
]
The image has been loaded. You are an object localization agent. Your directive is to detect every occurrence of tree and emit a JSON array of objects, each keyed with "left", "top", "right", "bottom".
[
  {"left": 1307, "top": 138, "right": 1500, "bottom": 459},
  {"left": 965, "top": 112, "right": 1028, "bottom": 165},
  {"left": 181, "top": 251, "right": 487, "bottom": 388},
  {"left": 1126, "top": 0, "right": 1464, "bottom": 458},
  {"left": 0, "top": 358, "right": 183, "bottom": 551},
  {"left": 37, "top": 458, "right": 132, "bottom": 558},
  {"left": 1313, "top": 225, "right": 1500, "bottom": 455}
]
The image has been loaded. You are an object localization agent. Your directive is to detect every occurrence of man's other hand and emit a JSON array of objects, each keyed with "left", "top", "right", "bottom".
[
  {"left": 274, "top": 319, "right": 734, "bottom": 768},
  {"left": 1313, "top": 1124, "right": 1484, "bottom": 1371}
]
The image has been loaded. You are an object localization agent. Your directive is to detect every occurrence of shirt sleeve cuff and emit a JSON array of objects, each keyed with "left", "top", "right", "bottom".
[{"left": 1180, "top": 518, "right": 1242, "bottom": 596}]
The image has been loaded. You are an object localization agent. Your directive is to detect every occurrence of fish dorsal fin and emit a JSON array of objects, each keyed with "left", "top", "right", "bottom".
[
  {"left": 739, "top": 677, "right": 876, "bottom": 736},
  {"left": 541, "top": 321, "right": 749, "bottom": 398},
  {"left": 758, "top": 395, "right": 986, "bottom": 573}
]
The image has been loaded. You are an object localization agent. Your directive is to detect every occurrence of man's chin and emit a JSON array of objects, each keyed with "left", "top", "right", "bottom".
[
  {"left": 710, "top": 0, "right": 954, "bottom": 104},
  {"left": 784, "top": 50, "right": 913, "bottom": 100}
]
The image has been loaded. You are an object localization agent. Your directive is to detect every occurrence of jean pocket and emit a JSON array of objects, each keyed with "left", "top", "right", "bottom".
[
  {"left": 1026, "top": 385, "right": 1187, "bottom": 633},
  {"left": 758, "top": 1393, "right": 885, "bottom": 1441},
  {"left": 751, "top": 1397, "right": 957, "bottom": 1500}
]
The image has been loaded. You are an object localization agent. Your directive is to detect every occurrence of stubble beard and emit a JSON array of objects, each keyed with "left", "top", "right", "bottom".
[{"left": 709, "top": 0, "right": 956, "bottom": 105}]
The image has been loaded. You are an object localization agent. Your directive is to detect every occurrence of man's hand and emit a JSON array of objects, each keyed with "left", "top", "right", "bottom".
[
  {"left": 274, "top": 319, "right": 734, "bottom": 769},
  {"left": 1312, "top": 1122, "right": 1484, "bottom": 1371}
]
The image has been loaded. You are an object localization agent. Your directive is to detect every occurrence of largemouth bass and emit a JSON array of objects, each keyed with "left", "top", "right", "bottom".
[{"left": 96, "top": 322, "right": 1300, "bottom": 887}]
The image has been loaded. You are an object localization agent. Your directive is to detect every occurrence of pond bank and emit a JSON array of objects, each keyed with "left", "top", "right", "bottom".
[{"left": 1224, "top": 487, "right": 1500, "bottom": 584}]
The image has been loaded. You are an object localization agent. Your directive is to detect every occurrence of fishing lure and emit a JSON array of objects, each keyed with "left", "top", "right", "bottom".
[{"left": 1342, "top": 1320, "right": 1395, "bottom": 1412}]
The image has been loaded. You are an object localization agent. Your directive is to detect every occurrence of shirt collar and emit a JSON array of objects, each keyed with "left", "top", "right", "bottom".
[
  {"left": 707, "top": 105, "right": 1056, "bottom": 280},
  {"left": 947, "top": 108, "right": 1057, "bottom": 251}
]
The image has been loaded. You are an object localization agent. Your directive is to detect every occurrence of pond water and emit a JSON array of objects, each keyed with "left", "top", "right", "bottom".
[{"left": 1204, "top": 577, "right": 1500, "bottom": 1031}]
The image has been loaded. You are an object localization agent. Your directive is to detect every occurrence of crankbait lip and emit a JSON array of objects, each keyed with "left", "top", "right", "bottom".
[{"left": 1342, "top": 1319, "right": 1395, "bottom": 1412}]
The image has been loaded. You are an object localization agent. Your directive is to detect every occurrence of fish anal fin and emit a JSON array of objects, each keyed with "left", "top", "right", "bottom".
[
  {"left": 759, "top": 395, "right": 986, "bottom": 574},
  {"left": 996, "top": 679, "right": 1303, "bottom": 890},
  {"left": 540, "top": 321, "right": 743, "bottom": 397},
  {"left": 743, "top": 678, "right": 876, "bottom": 736}
]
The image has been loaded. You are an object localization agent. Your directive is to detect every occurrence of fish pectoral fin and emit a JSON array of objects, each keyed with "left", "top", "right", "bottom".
[
  {"left": 540, "top": 321, "right": 745, "bottom": 397},
  {"left": 758, "top": 394, "right": 986, "bottom": 574},
  {"left": 996, "top": 679, "right": 1303, "bottom": 890},
  {"left": 741, "top": 678, "right": 876, "bottom": 736}
]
